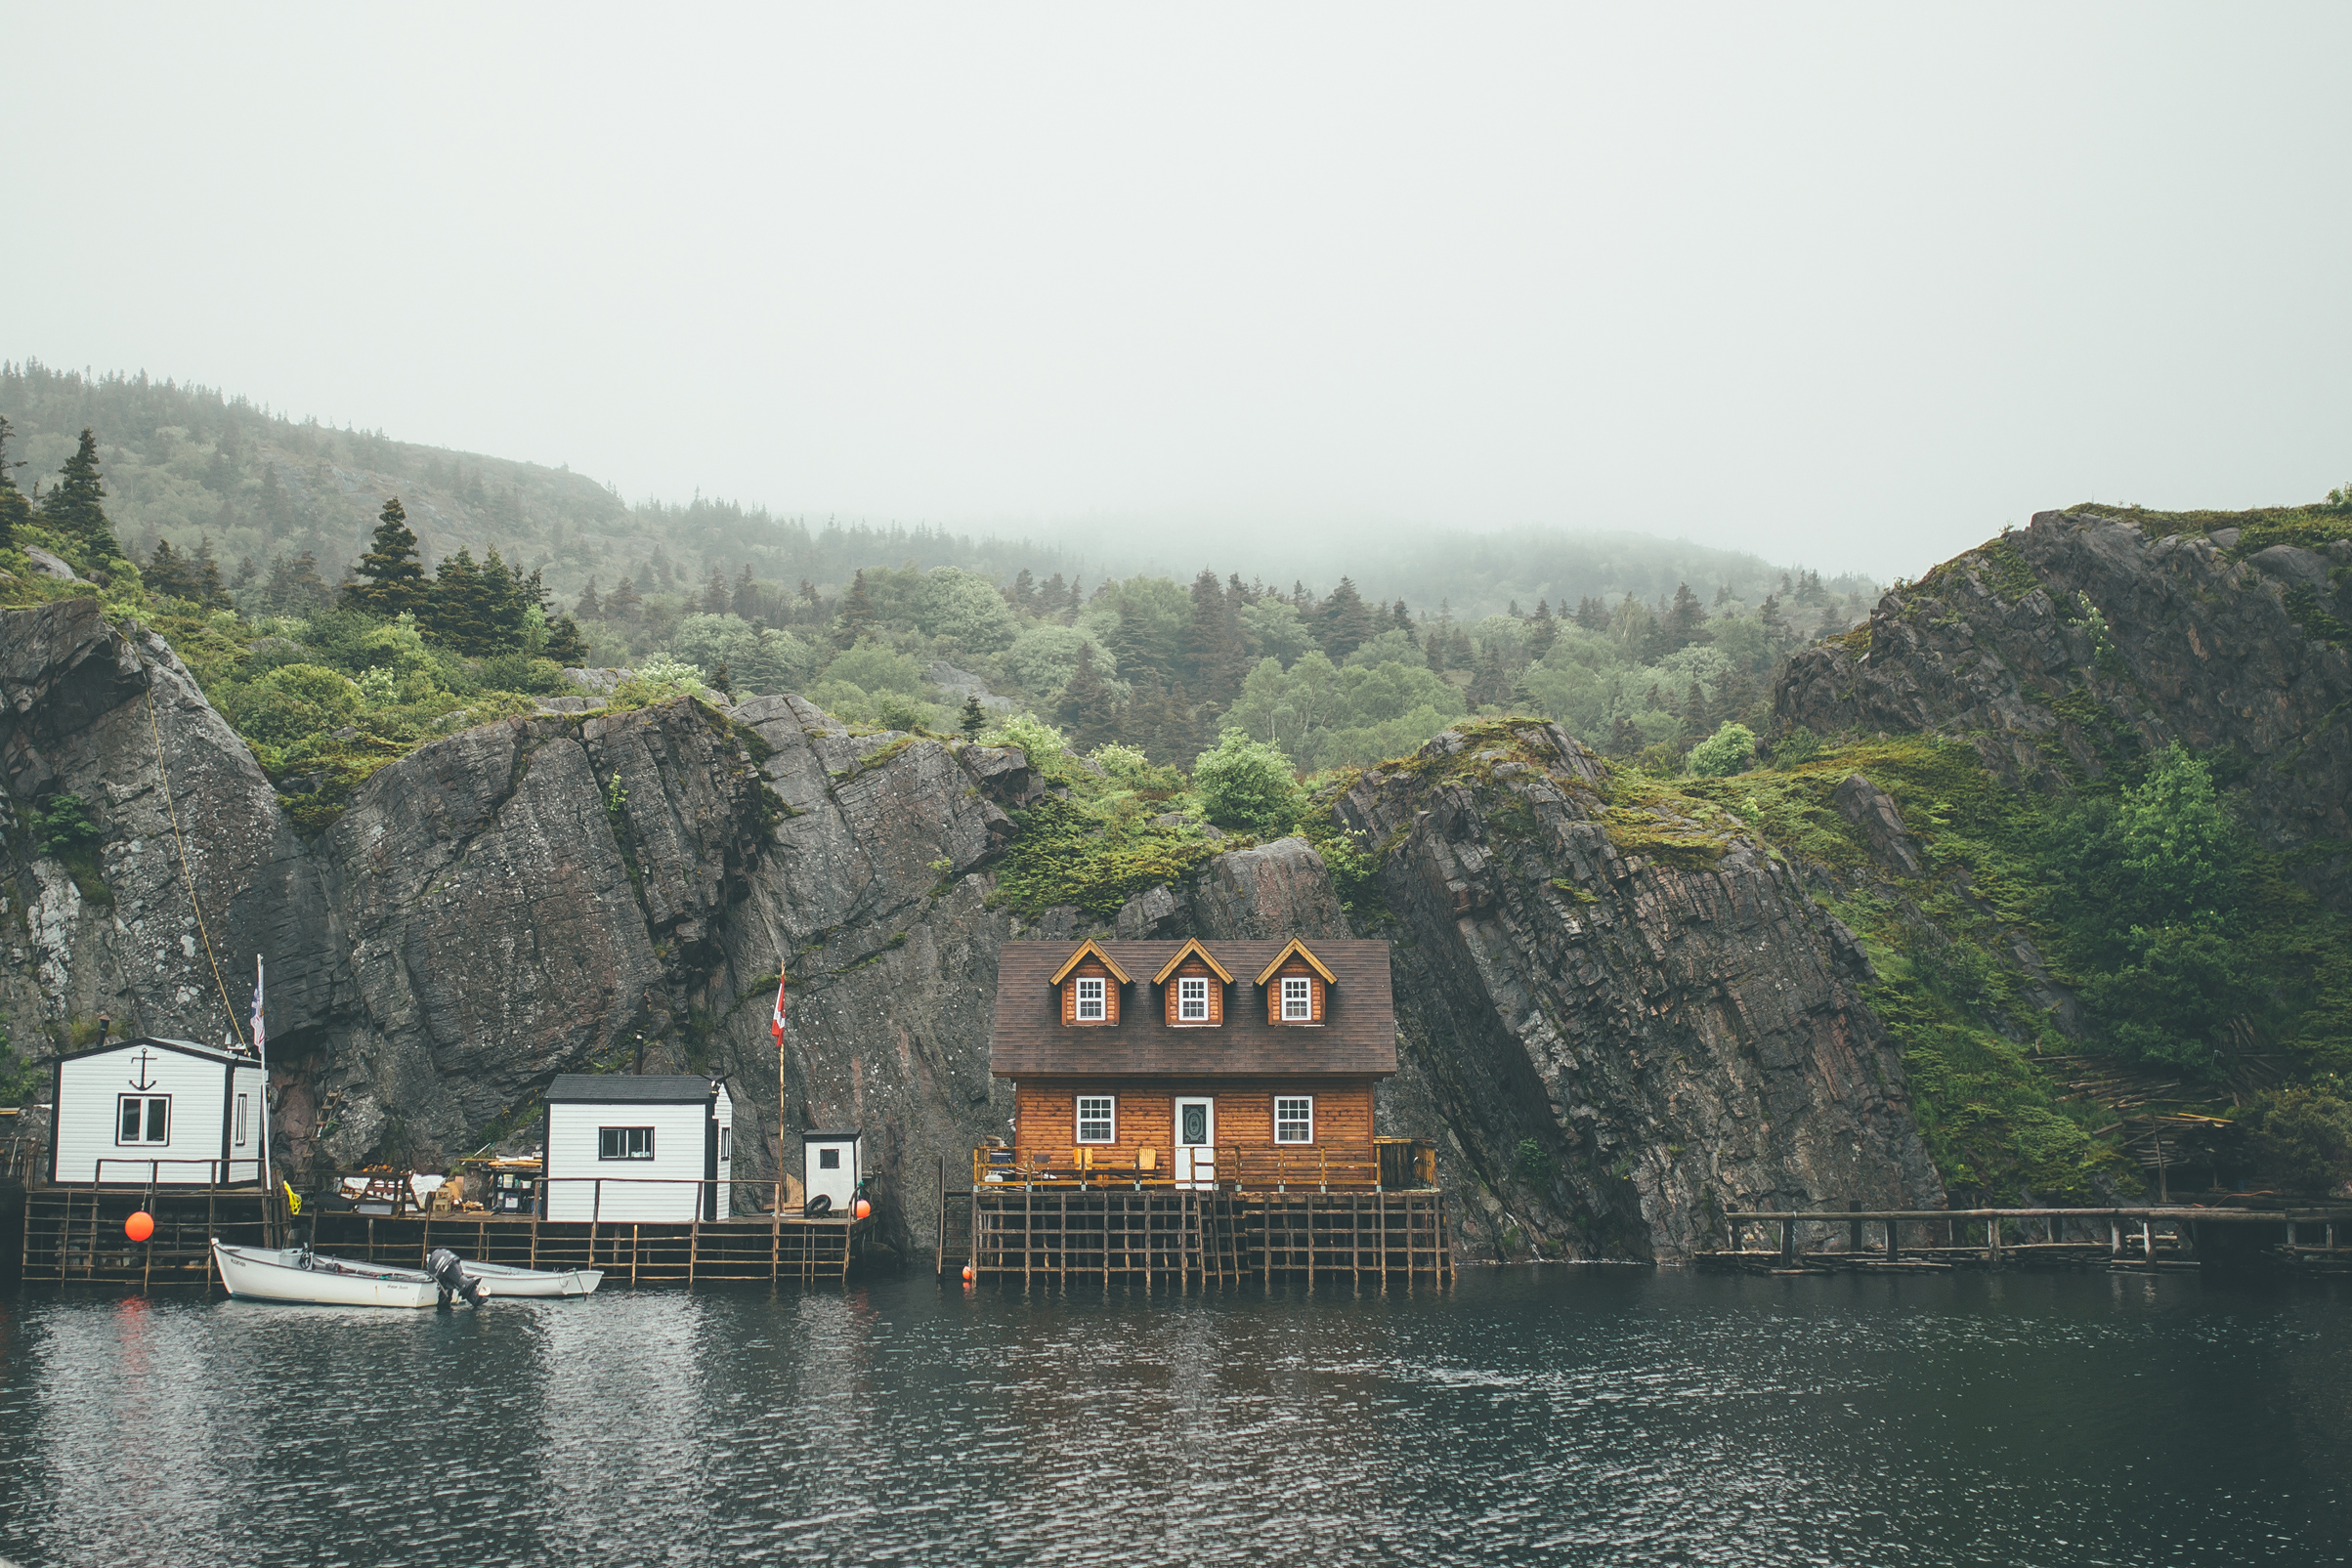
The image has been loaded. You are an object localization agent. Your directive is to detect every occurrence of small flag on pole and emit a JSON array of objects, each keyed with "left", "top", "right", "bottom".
[
  {"left": 250, "top": 954, "right": 266, "bottom": 1054},
  {"left": 771, "top": 970, "right": 788, "bottom": 1045}
]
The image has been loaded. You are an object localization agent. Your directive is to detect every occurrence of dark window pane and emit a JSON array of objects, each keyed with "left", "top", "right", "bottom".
[{"left": 146, "top": 1098, "right": 169, "bottom": 1143}]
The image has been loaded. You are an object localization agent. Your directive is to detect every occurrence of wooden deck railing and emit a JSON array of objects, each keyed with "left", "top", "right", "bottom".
[{"left": 972, "top": 1137, "right": 1439, "bottom": 1193}]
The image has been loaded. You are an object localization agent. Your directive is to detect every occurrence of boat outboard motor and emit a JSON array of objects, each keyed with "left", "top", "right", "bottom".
[{"left": 427, "top": 1248, "right": 489, "bottom": 1308}]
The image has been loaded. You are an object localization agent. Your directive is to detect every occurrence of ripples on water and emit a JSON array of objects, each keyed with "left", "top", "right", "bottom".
[{"left": 1, "top": 1268, "right": 2345, "bottom": 1566}]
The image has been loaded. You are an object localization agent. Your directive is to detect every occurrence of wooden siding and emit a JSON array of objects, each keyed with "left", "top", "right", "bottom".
[
  {"left": 545, "top": 1101, "right": 713, "bottom": 1222},
  {"left": 1013, "top": 1078, "right": 1376, "bottom": 1169},
  {"left": 1161, "top": 956, "right": 1224, "bottom": 1026},
  {"left": 1262, "top": 960, "right": 1324, "bottom": 1026},
  {"left": 52, "top": 1046, "right": 265, "bottom": 1186},
  {"left": 1061, "top": 958, "right": 1120, "bottom": 1026}
]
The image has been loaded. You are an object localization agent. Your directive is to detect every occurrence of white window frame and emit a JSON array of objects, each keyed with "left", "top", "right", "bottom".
[
  {"left": 1076, "top": 976, "right": 1106, "bottom": 1021},
  {"left": 1275, "top": 1096, "right": 1314, "bottom": 1144},
  {"left": 1281, "top": 976, "right": 1313, "bottom": 1021},
  {"left": 1177, "top": 976, "right": 1209, "bottom": 1022},
  {"left": 235, "top": 1093, "right": 249, "bottom": 1147},
  {"left": 718, "top": 1126, "right": 732, "bottom": 1161},
  {"left": 1076, "top": 1095, "right": 1116, "bottom": 1144},
  {"left": 116, "top": 1094, "right": 171, "bottom": 1146},
  {"left": 599, "top": 1125, "right": 656, "bottom": 1161}
]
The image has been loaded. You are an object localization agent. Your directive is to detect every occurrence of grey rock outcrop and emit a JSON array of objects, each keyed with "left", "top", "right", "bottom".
[
  {"left": 1333, "top": 722, "right": 1942, "bottom": 1258},
  {"left": 1778, "top": 509, "right": 2352, "bottom": 908}
]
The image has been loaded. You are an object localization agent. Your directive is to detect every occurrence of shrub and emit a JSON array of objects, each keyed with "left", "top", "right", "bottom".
[
  {"left": 1772, "top": 725, "right": 1822, "bottom": 769},
  {"left": 1686, "top": 721, "right": 1757, "bottom": 778},
  {"left": 1193, "top": 731, "right": 1302, "bottom": 834},
  {"left": 2236, "top": 1081, "right": 2352, "bottom": 1195}
]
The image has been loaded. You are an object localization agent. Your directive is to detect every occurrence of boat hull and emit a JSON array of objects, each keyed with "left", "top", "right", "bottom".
[
  {"left": 464, "top": 1261, "right": 603, "bottom": 1298},
  {"left": 212, "top": 1242, "right": 440, "bottom": 1308}
]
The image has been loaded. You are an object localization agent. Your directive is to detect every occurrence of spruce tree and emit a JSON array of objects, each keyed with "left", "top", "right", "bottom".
[
  {"left": 1527, "top": 598, "right": 1558, "bottom": 660},
  {"left": 476, "top": 546, "right": 529, "bottom": 653},
  {"left": 837, "top": 569, "right": 877, "bottom": 648},
  {"left": 0, "top": 415, "right": 30, "bottom": 548},
  {"left": 704, "top": 565, "right": 732, "bottom": 616},
  {"left": 608, "top": 575, "right": 643, "bottom": 622},
  {"left": 543, "top": 614, "right": 591, "bottom": 666},
  {"left": 960, "top": 695, "right": 987, "bottom": 741},
  {"left": 193, "top": 536, "right": 227, "bottom": 607},
  {"left": 575, "top": 576, "right": 603, "bottom": 619},
  {"left": 38, "top": 428, "right": 127, "bottom": 572},
  {"left": 1055, "top": 643, "right": 1119, "bottom": 751},
  {"left": 343, "top": 498, "right": 427, "bottom": 617},
  {"left": 144, "top": 538, "right": 197, "bottom": 602},
  {"left": 284, "top": 550, "right": 329, "bottom": 613},
  {"left": 427, "top": 549, "right": 490, "bottom": 654}
]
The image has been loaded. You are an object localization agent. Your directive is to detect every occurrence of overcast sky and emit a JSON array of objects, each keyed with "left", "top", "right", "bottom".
[{"left": 10, "top": 4, "right": 2350, "bottom": 578}]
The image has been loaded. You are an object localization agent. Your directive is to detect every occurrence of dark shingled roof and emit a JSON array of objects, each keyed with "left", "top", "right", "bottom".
[
  {"left": 544, "top": 1074, "right": 721, "bottom": 1104},
  {"left": 991, "top": 939, "right": 1396, "bottom": 1080}
]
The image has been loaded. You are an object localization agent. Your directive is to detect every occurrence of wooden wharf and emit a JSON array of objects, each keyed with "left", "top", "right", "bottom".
[
  {"left": 936, "top": 1151, "right": 1455, "bottom": 1287},
  {"left": 1707, "top": 1204, "right": 2352, "bottom": 1276},
  {"left": 17, "top": 1176, "right": 871, "bottom": 1290}
]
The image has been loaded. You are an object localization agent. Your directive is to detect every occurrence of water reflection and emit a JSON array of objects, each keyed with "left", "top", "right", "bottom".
[{"left": 0, "top": 1269, "right": 2346, "bottom": 1566}]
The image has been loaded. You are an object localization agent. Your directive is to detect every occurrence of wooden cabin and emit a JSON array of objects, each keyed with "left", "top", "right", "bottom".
[
  {"left": 989, "top": 937, "right": 1397, "bottom": 1189},
  {"left": 542, "top": 1074, "right": 734, "bottom": 1222},
  {"left": 49, "top": 1036, "right": 267, "bottom": 1187}
]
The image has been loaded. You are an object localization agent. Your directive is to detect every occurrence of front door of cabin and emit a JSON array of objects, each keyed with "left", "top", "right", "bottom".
[{"left": 1175, "top": 1097, "right": 1215, "bottom": 1189}]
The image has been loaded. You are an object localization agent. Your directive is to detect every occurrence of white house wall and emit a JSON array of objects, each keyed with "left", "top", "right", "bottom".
[
  {"left": 545, "top": 1102, "right": 713, "bottom": 1222},
  {"left": 227, "top": 1063, "right": 265, "bottom": 1185},
  {"left": 54, "top": 1047, "right": 235, "bottom": 1185},
  {"left": 712, "top": 1085, "right": 733, "bottom": 1220}
]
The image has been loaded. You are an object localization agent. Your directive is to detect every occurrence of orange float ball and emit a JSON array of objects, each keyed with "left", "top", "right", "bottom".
[
  {"left": 854, "top": 1198, "right": 872, "bottom": 1220},
  {"left": 125, "top": 1211, "right": 155, "bottom": 1243},
  {"left": 962, "top": 1264, "right": 975, "bottom": 1283}
]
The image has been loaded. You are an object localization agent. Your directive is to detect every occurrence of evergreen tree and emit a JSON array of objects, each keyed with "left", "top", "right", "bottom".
[
  {"left": 704, "top": 565, "right": 732, "bottom": 616},
  {"left": 1055, "top": 643, "right": 1119, "bottom": 751},
  {"left": 144, "top": 537, "right": 199, "bottom": 601},
  {"left": 285, "top": 549, "right": 329, "bottom": 612},
  {"left": 477, "top": 546, "right": 530, "bottom": 653},
  {"left": 576, "top": 576, "right": 602, "bottom": 618},
  {"left": 543, "top": 614, "right": 591, "bottom": 666},
  {"left": 837, "top": 569, "right": 877, "bottom": 647},
  {"left": 960, "top": 695, "right": 988, "bottom": 741},
  {"left": 1607, "top": 713, "right": 1641, "bottom": 756},
  {"left": 1682, "top": 681, "right": 1709, "bottom": 745},
  {"left": 38, "top": 428, "right": 126, "bottom": 572},
  {"left": 1316, "top": 575, "right": 1376, "bottom": 660},
  {"left": 1574, "top": 595, "right": 1609, "bottom": 631},
  {"left": 1651, "top": 581, "right": 1707, "bottom": 657},
  {"left": 193, "top": 536, "right": 228, "bottom": 607},
  {"left": 1527, "top": 598, "right": 1558, "bottom": 660},
  {"left": 342, "top": 497, "right": 428, "bottom": 617},
  {"left": 708, "top": 659, "right": 734, "bottom": 697},
  {"left": 0, "top": 415, "right": 30, "bottom": 549},
  {"left": 735, "top": 563, "right": 757, "bottom": 618},
  {"left": 427, "top": 548, "right": 490, "bottom": 652},
  {"left": 608, "top": 575, "right": 643, "bottom": 623},
  {"left": 1469, "top": 646, "right": 1513, "bottom": 707},
  {"left": 1390, "top": 599, "right": 1414, "bottom": 637},
  {"left": 1010, "top": 568, "right": 1035, "bottom": 611}
]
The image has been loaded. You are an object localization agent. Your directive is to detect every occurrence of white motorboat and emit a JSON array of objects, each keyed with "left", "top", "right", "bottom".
[
  {"left": 212, "top": 1241, "right": 443, "bottom": 1308},
  {"left": 462, "top": 1259, "right": 603, "bottom": 1298}
]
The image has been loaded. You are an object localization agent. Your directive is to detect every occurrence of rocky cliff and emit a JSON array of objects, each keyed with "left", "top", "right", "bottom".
[
  {"left": 1777, "top": 508, "right": 2352, "bottom": 909},
  {"left": 3, "top": 596, "right": 1947, "bottom": 1259}
]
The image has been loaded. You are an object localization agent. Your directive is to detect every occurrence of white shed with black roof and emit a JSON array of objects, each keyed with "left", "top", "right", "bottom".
[
  {"left": 542, "top": 1074, "right": 734, "bottom": 1222},
  {"left": 49, "top": 1036, "right": 267, "bottom": 1187}
]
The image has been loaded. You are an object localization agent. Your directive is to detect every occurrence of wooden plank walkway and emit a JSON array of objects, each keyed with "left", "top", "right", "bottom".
[{"left": 309, "top": 1211, "right": 867, "bottom": 1286}]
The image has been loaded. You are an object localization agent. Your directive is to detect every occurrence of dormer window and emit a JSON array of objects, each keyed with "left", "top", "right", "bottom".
[
  {"left": 1052, "top": 939, "right": 1132, "bottom": 1027},
  {"left": 1257, "top": 939, "right": 1336, "bottom": 1027},
  {"left": 1076, "top": 977, "right": 1106, "bottom": 1021},
  {"left": 1282, "top": 977, "right": 1312, "bottom": 1021},
  {"left": 1178, "top": 978, "right": 1209, "bottom": 1021}
]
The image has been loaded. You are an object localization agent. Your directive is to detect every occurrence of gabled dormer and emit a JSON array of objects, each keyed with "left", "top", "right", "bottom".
[
  {"left": 1150, "top": 938, "right": 1234, "bottom": 1026},
  {"left": 1050, "top": 939, "right": 1132, "bottom": 1026},
  {"left": 1256, "top": 939, "right": 1337, "bottom": 1026}
]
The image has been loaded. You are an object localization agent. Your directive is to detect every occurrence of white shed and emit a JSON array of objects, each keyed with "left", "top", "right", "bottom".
[
  {"left": 49, "top": 1036, "right": 267, "bottom": 1187},
  {"left": 803, "top": 1129, "right": 862, "bottom": 1215},
  {"left": 542, "top": 1074, "right": 733, "bottom": 1222}
]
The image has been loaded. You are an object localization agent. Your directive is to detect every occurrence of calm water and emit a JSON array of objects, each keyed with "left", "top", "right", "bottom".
[{"left": 1, "top": 1267, "right": 2346, "bottom": 1566}]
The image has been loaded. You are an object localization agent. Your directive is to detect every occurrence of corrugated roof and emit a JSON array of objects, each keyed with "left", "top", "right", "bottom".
[
  {"left": 991, "top": 939, "right": 1395, "bottom": 1079},
  {"left": 544, "top": 1074, "right": 720, "bottom": 1104}
]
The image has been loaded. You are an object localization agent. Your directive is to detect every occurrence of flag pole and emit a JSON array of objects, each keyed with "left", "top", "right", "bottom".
[
  {"left": 253, "top": 954, "right": 276, "bottom": 1215},
  {"left": 770, "top": 963, "right": 790, "bottom": 1214}
]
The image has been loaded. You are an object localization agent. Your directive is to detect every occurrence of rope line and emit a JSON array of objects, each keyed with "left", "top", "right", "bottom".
[{"left": 146, "top": 676, "right": 245, "bottom": 1049}]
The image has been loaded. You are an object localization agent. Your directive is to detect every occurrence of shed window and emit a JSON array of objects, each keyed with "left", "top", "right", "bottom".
[
  {"left": 235, "top": 1094, "right": 249, "bottom": 1147},
  {"left": 1178, "top": 977, "right": 1209, "bottom": 1021},
  {"left": 719, "top": 1126, "right": 732, "bottom": 1161},
  {"left": 116, "top": 1094, "right": 170, "bottom": 1145},
  {"left": 599, "top": 1126, "right": 656, "bottom": 1160},
  {"left": 1281, "top": 977, "right": 1312, "bottom": 1021},
  {"left": 818, "top": 1148, "right": 841, "bottom": 1168},
  {"left": 1275, "top": 1097, "right": 1314, "bottom": 1143},
  {"left": 1075, "top": 977, "right": 1106, "bottom": 1021},
  {"left": 1077, "top": 1096, "right": 1116, "bottom": 1143}
]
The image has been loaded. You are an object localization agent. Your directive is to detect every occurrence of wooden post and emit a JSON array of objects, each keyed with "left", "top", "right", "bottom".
[
  {"left": 1848, "top": 1200, "right": 1862, "bottom": 1254},
  {"left": 1884, "top": 1214, "right": 1899, "bottom": 1262},
  {"left": 1779, "top": 1216, "right": 1795, "bottom": 1267}
]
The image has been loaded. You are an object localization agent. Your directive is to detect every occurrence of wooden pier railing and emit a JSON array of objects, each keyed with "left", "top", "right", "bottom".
[{"left": 1718, "top": 1204, "right": 2352, "bottom": 1270}]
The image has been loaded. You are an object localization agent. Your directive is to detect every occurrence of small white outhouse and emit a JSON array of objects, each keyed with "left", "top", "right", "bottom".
[
  {"left": 802, "top": 1129, "right": 861, "bottom": 1215},
  {"left": 49, "top": 1036, "right": 267, "bottom": 1187},
  {"left": 542, "top": 1074, "right": 733, "bottom": 1222}
]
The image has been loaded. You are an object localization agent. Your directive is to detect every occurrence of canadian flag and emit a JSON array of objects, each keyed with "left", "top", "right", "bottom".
[{"left": 771, "top": 971, "right": 788, "bottom": 1046}]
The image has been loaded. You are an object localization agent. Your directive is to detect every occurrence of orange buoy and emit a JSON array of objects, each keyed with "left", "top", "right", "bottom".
[
  {"left": 854, "top": 1198, "right": 872, "bottom": 1221},
  {"left": 125, "top": 1211, "right": 155, "bottom": 1243},
  {"left": 962, "top": 1264, "right": 975, "bottom": 1283}
]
